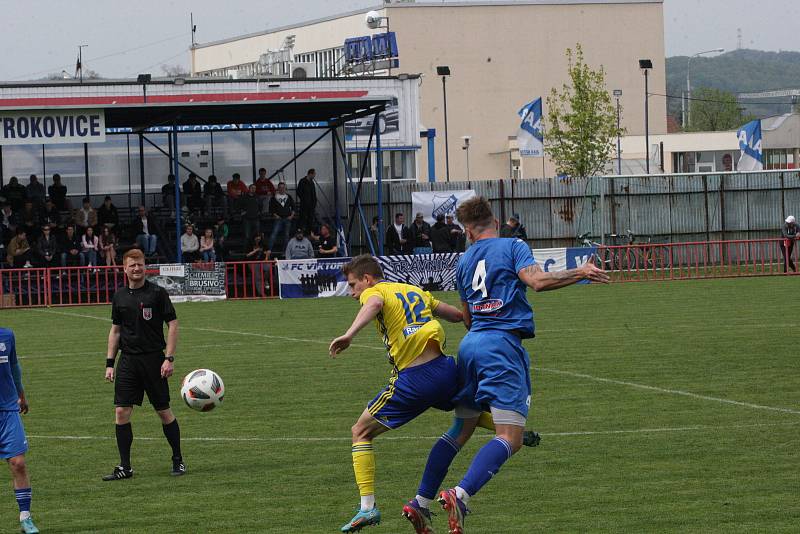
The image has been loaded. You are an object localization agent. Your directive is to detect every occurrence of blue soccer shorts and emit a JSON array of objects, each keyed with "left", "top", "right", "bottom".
[
  {"left": 0, "top": 410, "right": 28, "bottom": 459},
  {"left": 455, "top": 329, "right": 532, "bottom": 420},
  {"left": 367, "top": 354, "right": 458, "bottom": 429}
]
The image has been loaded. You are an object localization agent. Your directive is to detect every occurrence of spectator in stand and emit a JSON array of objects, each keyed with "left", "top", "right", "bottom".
[
  {"left": 1, "top": 177, "right": 27, "bottom": 212},
  {"left": 18, "top": 201, "right": 41, "bottom": 241},
  {"left": 81, "top": 226, "right": 100, "bottom": 267},
  {"left": 213, "top": 216, "right": 229, "bottom": 261},
  {"left": 1, "top": 204, "right": 18, "bottom": 248},
  {"left": 180, "top": 224, "right": 200, "bottom": 263},
  {"left": 500, "top": 213, "right": 528, "bottom": 240},
  {"left": 445, "top": 213, "right": 466, "bottom": 252},
  {"left": 48, "top": 173, "right": 68, "bottom": 211},
  {"left": 41, "top": 198, "right": 62, "bottom": 230},
  {"left": 59, "top": 225, "right": 84, "bottom": 267},
  {"left": 99, "top": 225, "right": 118, "bottom": 266},
  {"left": 226, "top": 173, "right": 248, "bottom": 215},
  {"left": 431, "top": 214, "right": 453, "bottom": 253},
  {"left": 385, "top": 212, "right": 412, "bottom": 255},
  {"left": 285, "top": 228, "right": 314, "bottom": 260},
  {"left": 368, "top": 216, "right": 380, "bottom": 253},
  {"left": 254, "top": 167, "right": 276, "bottom": 213},
  {"left": 26, "top": 175, "right": 46, "bottom": 208},
  {"left": 242, "top": 184, "right": 261, "bottom": 245},
  {"left": 73, "top": 197, "right": 97, "bottom": 235},
  {"left": 268, "top": 182, "right": 295, "bottom": 253},
  {"left": 203, "top": 175, "right": 225, "bottom": 212},
  {"left": 296, "top": 168, "right": 317, "bottom": 233},
  {"left": 183, "top": 173, "right": 203, "bottom": 215},
  {"left": 35, "top": 224, "right": 59, "bottom": 268},
  {"left": 246, "top": 234, "right": 269, "bottom": 296},
  {"left": 410, "top": 212, "right": 432, "bottom": 254},
  {"left": 780, "top": 215, "right": 799, "bottom": 273},
  {"left": 199, "top": 228, "right": 216, "bottom": 263},
  {"left": 317, "top": 223, "right": 338, "bottom": 258},
  {"left": 162, "top": 174, "right": 177, "bottom": 214},
  {"left": 7, "top": 228, "right": 33, "bottom": 268},
  {"left": 96, "top": 196, "right": 119, "bottom": 229},
  {"left": 133, "top": 205, "right": 158, "bottom": 257}
]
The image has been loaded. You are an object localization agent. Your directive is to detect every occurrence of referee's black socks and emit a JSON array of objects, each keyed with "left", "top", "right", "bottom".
[
  {"left": 115, "top": 423, "right": 133, "bottom": 470},
  {"left": 162, "top": 419, "right": 182, "bottom": 460}
]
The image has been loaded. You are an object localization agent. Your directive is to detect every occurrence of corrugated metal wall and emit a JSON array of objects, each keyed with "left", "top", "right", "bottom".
[{"left": 344, "top": 170, "right": 800, "bottom": 252}]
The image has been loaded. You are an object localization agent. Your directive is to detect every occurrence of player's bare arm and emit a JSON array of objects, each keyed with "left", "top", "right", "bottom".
[
  {"left": 461, "top": 300, "right": 472, "bottom": 330},
  {"left": 518, "top": 261, "right": 609, "bottom": 292},
  {"left": 161, "top": 319, "right": 179, "bottom": 378},
  {"left": 329, "top": 295, "right": 384, "bottom": 357},
  {"left": 432, "top": 301, "right": 463, "bottom": 323},
  {"left": 105, "top": 324, "right": 121, "bottom": 382}
]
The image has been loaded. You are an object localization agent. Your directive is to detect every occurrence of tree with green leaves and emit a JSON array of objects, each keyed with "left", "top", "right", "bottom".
[
  {"left": 545, "top": 44, "right": 623, "bottom": 178},
  {"left": 687, "top": 87, "right": 755, "bottom": 131}
]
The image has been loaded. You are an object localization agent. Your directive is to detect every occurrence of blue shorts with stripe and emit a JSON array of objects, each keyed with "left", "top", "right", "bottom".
[
  {"left": 454, "top": 329, "right": 532, "bottom": 419},
  {"left": 367, "top": 354, "right": 458, "bottom": 429},
  {"left": 0, "top": 410, "right": 28, "bottom": 459}
]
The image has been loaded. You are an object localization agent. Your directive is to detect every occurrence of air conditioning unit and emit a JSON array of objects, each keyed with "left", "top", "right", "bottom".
[{"left": 290, "top": 61, "right": 317, "bottom": 79}]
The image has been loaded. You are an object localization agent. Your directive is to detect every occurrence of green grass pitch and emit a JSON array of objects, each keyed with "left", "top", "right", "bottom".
[{"left": 1, "top": 277, "right": 798, "bottom": 533}]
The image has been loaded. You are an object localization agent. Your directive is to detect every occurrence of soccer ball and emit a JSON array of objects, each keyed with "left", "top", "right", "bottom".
[{"left": 181, "top": 369, "right": 225, "bottom": 412}]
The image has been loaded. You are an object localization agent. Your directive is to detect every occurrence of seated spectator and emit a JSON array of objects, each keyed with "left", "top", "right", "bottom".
[
  {"left": 35, "top": 224, "right": 59, "bottom": 268},
  {"left": 246, "top": 233, "right": 267, "bottom": 261},
  {"left": 242, "top": 184, "right": 261, "bottom": 244},
  {"left": 183, "top": 173, "right": 204, "bottom": 214},
  {"left": 26, "top": 174, "right": 46, "bottom": 208},
  {"left": 410, "top": 212, "right": 432, "bottom": 254},
  {"left": 1, "top": 203, "right": 18, "bottom": 248},
  {"left": 254, "top": 167, "right": 275, "bottom": 212},
  {"left": 7, "top": 228, "right": 33, "bottom": 268},
  {"left": 162, "top": 174, "right": 177, "bottom": 213},
  {"left": 213, "top": 215, "right": 229, "bottom": 261},
  {"left": 226, "top": 173, "right": 248, "bottom": 215},
  {"left": 431, "top": 214, "right": 454, "bottom": 253},
  {"left": 500, "top": 213, "right": 527, "bottom": 240},
  {"left": 59, "top": 225, "right": 84, "bottom": 267},
  {"left": 133, "top": 206, "right": 158, "bottom": 257},
  {"left": 1, "top": 176, "right": 27, "bottom": 212},
  {"left": 181, "top": 224, "right": 200, "bottom": 263},
  {"left": 48, "top": 173, "right": 69, "bottom": 211},
  {"left": 204, "top": 174, "right": 225, "bottom": 211},
  {"left": 97, "top": 195, "right": 119, "bottom": 229},
  {"left": 199, "top": 228, "right": 216, "bottom": 263},
  {"left": 99, "top": 225, "right": 118, "bottom": 266},
  {"left": 41, "top": 198, "right": 62, "bottom": 229},
  {"left": 285, "top": 228, "right": 314, "bottom": 260},
  {"left": 268, "top": 182, "right": 295, "bottom": 252},
  {"left": 19, "top": 200, "right": 41, "bottom": 241},
  {"left": 73, "top": 197, "right": 97, "bottom": 234},
  {"left": 317, "top": 223, "right": 338, "bottom": 258},
  {"left": 81, "top": 226, "right": 100, "bottom": 267}
]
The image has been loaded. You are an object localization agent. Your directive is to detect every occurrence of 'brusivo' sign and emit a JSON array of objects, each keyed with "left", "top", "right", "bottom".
[{"left": 0, "top": 109, "right": 106, "bottom": 145}]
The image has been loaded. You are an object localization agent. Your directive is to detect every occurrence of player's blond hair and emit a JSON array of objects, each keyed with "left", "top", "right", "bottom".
[
  {"left": 456, "top": 196, "right": 495, "bottom": 232},
  {"left": 342, "top": 254, "right": 384, "bottom": 279}
]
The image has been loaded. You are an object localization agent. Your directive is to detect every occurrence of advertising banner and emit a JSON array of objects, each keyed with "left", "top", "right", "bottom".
[
  {"left": 0, "top": 109, "right": 106, "bottom": 145},
  {"left": 277, "top": 257, "right": 351, "bottom": 299},
  {"left": 378, "top": 253, "right": 461, "bottom": 291},
  {"left": 146, "top": 263, "right": 226, "bottom": 302},
  {"left": 411, "top": 190, "right": 476, "bottom": 225}
]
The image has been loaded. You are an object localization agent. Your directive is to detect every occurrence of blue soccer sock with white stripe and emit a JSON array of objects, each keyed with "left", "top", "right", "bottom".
[
  {"left": 15, "top": 487, "right": 32, "bottom": 520},
  {"left": 458, "top": 437, "right": 513, "bottom": 499},
  {"left": 417, "top": 433, "right": 461, "bottom": 503}
]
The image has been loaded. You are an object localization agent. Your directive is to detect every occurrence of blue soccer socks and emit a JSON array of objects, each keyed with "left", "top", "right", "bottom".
[
  {"left": 15, "top": 487, "right": 32, "bottom": 517},
  {"left": 458, "top": 437, "right": 513, "bottom": 497},
  {"left": 417, "top": 433, "right": 461, "bottom": 500}
]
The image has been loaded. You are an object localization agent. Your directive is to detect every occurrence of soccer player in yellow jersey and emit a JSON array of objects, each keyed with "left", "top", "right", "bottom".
[{"left": 330, "top": 255, "right": 465, "bottom": 532}]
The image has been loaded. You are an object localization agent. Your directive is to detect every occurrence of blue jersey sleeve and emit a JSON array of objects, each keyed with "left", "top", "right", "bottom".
[
  {"left": 455, "top": 264, "right": 467, "bottom": 302},
  {"left": 9, "top": 334, "right": 22, "bottom": 395},
  {"left": 511, "top": 238, "right": 536, "bottom": 274}
]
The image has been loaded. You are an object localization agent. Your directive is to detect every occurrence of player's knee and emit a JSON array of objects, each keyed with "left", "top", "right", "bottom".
[
  {"left": 351, "top": 422, "right": 370, "bottom": 442},
  {"left": 115, "top": 406, "right": 132, "bottom": 424},
  {"left": 157, "top": 408, "right": 175, "bottom": 424},
  {"left": 8, "top": 455, "right": 26, "bottom": 474}
]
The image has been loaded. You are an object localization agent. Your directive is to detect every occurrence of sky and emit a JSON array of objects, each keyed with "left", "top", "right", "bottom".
[{"left": 1, "top": 0, "right": 798, "bottom": 80}]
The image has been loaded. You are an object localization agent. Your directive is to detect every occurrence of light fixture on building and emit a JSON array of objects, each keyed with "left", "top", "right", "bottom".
[
  {"left": 639, "top": 59, "right": 652, "bottom": 174},
  {"left": 437, "top": 66, "right": 451, "bottom": 182}
]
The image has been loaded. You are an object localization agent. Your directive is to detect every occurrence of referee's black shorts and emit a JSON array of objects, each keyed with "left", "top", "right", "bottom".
[{"left": 114, "top": 352, "right": 171, "bottom": 411}]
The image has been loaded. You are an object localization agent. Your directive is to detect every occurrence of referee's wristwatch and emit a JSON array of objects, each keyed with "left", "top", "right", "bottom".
[{"left": 165, "top": 355, "right": 175, "bottom": 362}]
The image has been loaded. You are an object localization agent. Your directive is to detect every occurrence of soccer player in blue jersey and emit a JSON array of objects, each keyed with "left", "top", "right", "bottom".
[
  {"left": 436, "top": 197, "right": 609, "bottom": 533},
  {"left": 0, "top": 328, "right": 39, "bottom": 534}
]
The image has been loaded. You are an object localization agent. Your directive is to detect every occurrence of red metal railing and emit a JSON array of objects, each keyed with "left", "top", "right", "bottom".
[
  {"left": 596, "top": 238, "right": 800, "bottom": 282},
  {"left": 225, "top": 260, "right": 278, "bottom": 299}
]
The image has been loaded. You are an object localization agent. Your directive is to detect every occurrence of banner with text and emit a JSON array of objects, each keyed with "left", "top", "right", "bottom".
[
  {"left": 378, "top": 253, "right": 461, "bottom": 291},
  {"left": 277, "top": 257, "right": 351, "bottom": 299},
  {"left": 146, "top": 263, "right": 226, "bottom": 302},
  {"left": 411, "top": 190, "right": 476, "bottom": 225},
  {"left": 0, "top": 109, "right": 106, "bottom": 145},
  {"left": 532, "top": 246, "right": 596, "bottom": 283}
]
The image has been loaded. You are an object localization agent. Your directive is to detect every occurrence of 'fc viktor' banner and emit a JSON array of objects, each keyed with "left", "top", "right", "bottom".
[
  {"left": 278, "top": 257, "right": 351, "bottom": 299},
  {"left": 146, "top": 263, "right": 226, "bottom": 302},
  {"left": 411, "top": 190, "right": 476, "bottom": 225},
  {"left": 533, "top": 247, "right": 596, "bottom": 283},
  {"left": 0, "top": 109, "right": 106, "bottom": 145},
  {"left": 378, "top": 253, "right": 461, "bottom": 291},
  {"left": 737, "top": 119, "right": 763, "bottom": 171},
  {"left": 518, "top": 97, "right": 544, "bottom": 157}
]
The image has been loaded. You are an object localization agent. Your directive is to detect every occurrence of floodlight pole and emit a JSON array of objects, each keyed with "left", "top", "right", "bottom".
[
  {"left": 172, "top": 127, "right": 183, "bottom": 264},
  {"left": 442, "top": 75, "right": 450, "bottom": 182},
  {"left": 78, "top": 44, "right": 87, "bottom": 83},
  {"left": 613, "top": 89, "right": 622, "bottom": 174},
  {"left": 643, "top": 67, "right": 651, "bottom": 174},
  {"left": 375, "top": 111, "right": 385, "bottom": 256}
]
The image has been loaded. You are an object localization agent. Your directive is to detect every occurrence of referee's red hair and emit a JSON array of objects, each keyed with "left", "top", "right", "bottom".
[{"left": 123, "top": 248, "right": 146, "bottom": 264}]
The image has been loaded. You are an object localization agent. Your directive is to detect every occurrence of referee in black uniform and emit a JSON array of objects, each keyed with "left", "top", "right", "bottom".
[{"left": 103, "top": 248, "right": 185, "bottom": 480}]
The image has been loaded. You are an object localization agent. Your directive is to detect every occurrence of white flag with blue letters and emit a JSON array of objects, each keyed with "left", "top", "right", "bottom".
[
  {"left": 737, "top": 120, "right": 763, "bottom": 171},
  {"left": 517, "top": 98, "right": 544, "bottom": 157}
]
